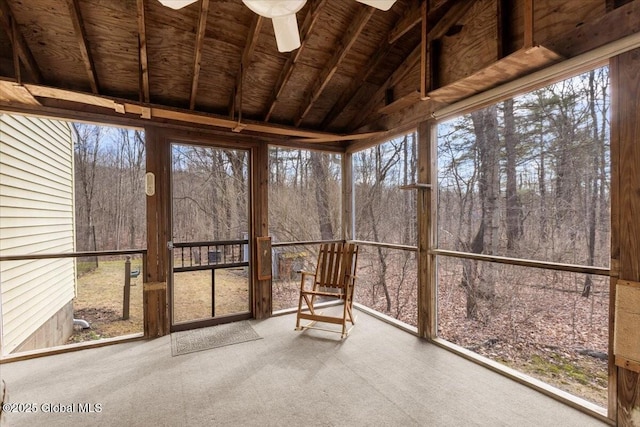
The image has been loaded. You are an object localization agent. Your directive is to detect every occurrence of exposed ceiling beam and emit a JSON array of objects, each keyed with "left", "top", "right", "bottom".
[
  {"left": 427, "top": 0, "right": 478, "bottom": 42},
  {"left": 228, "top": 14, "right": 263, "bottom": 118},
  {"left": 320, "top": 37, "right": 393, "bottom": 129},
  {"left": 349, "top": 0, "right": 478, "bottom": 130},
  {"left": 263, "top": 0, "right": 327, "bottom": 122},
  {"left": 388, "top": 1, "right": 422, "bottom": 44},
  {"left": 189, "top": 0, "right": 210, "bottom": 110},
  {"left": 294, "top": 5, "right": 375, "bottom": 127},
  {"left": 20, "top": 83, "right": 381, "bottom": 141},
  {"left": 136, "top": 0, "right": 150, "bottom": 103},
  {"left": 387, "top": 0, "right": 464, "bottom": 44},
  {"left": 0, "top": 0, "right": 42, "bottom": 83},
  {"left": 420, "top": 0, "right": 429, "bottom": 98},
  {"left": 65, "top": 0, "right": 99, "bottom": 94},
  {"left": 349, "top": 42, "right": 422, "bottom": 130}
]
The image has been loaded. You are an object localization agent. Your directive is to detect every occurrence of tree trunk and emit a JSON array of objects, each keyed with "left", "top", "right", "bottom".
[
  {"left": 310, "top": 152, "right": 334, "bottom": 240},
  {"left": 503, "top": 99, "right": 522, "bottom": 250}
]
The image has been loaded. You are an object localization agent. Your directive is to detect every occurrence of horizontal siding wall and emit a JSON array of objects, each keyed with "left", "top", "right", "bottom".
[{"left": 0, "top": 113, "right": 76, "bottom": 354}]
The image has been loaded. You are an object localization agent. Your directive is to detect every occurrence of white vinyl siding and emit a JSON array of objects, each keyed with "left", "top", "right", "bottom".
[{"left": 0, "top": 114, "right": 76, "bottom": 354}]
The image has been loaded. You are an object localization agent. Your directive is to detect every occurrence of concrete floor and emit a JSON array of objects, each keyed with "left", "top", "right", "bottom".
[{"left": 1, "top": 311, "right": 609, "bottom": 426}]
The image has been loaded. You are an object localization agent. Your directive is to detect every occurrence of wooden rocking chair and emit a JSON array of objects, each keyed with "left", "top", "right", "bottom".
[{"left": 295, "top": 242, "right": 359, "bottom": 338}]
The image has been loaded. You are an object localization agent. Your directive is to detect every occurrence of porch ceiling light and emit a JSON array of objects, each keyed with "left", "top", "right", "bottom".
[
  {"left": 242, "top": 0, "right": 307, "bottom": 53},
  {"left": 158, "top": 0, "right": 198, "bottom": 10},
  {"left": 356, "top": 0, "right": 397, "bottom": 11}
]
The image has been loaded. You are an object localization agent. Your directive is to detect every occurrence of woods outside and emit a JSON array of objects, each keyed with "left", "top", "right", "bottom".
[{"left": 68, "top": 67, "right": 610, "bottom": 407}]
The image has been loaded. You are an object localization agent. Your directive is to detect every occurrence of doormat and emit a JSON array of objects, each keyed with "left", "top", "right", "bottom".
[{"left": 171, "top": 321, "right": 262, "bottom": 356}]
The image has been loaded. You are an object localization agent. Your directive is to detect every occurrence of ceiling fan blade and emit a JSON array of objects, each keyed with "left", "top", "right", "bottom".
[
  {"left": 157, "top": 0, "right": 198, "bottom": 10},
  {"left": 272, "top": 15, "right": 302, "bottom": 52},
  {"left": 242, "top": 0, "right": 306, "bottom": 52},
  {"left": 356, "top": 0, "right": 396, "bottom": 11}
]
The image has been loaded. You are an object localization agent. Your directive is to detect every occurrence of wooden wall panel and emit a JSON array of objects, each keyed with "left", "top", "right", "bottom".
[
  {"left": 534, "top": 0, "right": 604, "bottom": 47},
  {"left": 610, "top": 48, "right": 640, "bottom": 426},
  {"left": 437, "top": 0, "right": 499, "bottom": 88}
]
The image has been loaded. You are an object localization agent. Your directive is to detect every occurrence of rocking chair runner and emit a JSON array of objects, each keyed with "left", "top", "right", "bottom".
[{"left": 295, "top": 242, "right": 359, "bottom": 338}]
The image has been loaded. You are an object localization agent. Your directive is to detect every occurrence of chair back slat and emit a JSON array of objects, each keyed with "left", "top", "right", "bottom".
[{"left": 314, "top": 242, "right": 358, "bottom": 289}]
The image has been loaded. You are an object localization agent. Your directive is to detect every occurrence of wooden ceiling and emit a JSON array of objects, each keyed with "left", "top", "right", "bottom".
[{"left": 1, "top": 0, "right": 639, "bottom": 144}]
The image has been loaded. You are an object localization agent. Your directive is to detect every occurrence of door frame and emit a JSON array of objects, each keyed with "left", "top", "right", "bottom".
[{"left": 165, "top": 133, "right": 258, "bottom": 332}]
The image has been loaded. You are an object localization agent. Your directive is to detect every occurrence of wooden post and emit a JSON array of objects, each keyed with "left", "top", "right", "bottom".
[
  {"left": 342, "top": 151, "right": 354, "bottom": 242},
  {"left": 144, "top": 126, "right": 170, "bottom": 337},
  {"left": 417, "top": 120, "right": 437, "bottom": 339},
  {"left": 123, "top": 256, "right": 131, "bottom": 320},
  {"left": 610, "top": 49, "right": 640, "bottom": 425},
  {"left": 251, "top": 142, "right": 271, "bottom": 319}
]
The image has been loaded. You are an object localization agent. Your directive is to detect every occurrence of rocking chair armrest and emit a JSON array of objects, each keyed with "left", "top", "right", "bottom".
[
  {"left": 299, "top": 271, "right": 317, "bottom": 290},
  {"left": 298, "top": 270, "right": 315, "bottom": 276}
]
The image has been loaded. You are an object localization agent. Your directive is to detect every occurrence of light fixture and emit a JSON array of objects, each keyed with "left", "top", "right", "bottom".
[
  {"left": 356, "top": 0, "right": 396, "bottom": 11},
  {"left": 158, "top": 0, "right": 198, "bottom": 10},
  {"left": 242, "top": 0, "right": 307, "bottom": 53}
]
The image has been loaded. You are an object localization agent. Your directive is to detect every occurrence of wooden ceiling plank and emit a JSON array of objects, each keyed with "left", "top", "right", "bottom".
[
  {"left": 228, "top": 14, "right": 264, "bottom": 117},
  {"left": 263, "top": 0, "right": 328, "bottom": 122},
  {"left": 294, "top": 6, "right": 375, "bottom": 127},
  {"left": 350, "top": 41, "right": 422, "bottom": 130},
  {"left": 65, "top": 0, "right": 99, "bottom": 94},
  {"left": 350, "top": 0, "right": 478, "bottom": 130},
  {"left": 320, "top": 39, "right": 392, "bottom": 129},
  {"left": 189, "top": 0, "right": 210, "bottom": 110},
  {"left": 428, "top": 0, "right": 478, "bottom": 42},
  {"left": 0, "top": 0, "right": 42, "bottom": 83},
  {"left": 136, "top": 0, "right": 150, "bottom": 103},
  {"left": 388, "top": 1, "right": 422, "bottom": 44}
]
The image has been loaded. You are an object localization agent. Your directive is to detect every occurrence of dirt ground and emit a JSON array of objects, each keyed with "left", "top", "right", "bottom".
[{"left": 69, "top": 260, "right": 249, "bottom": 342}]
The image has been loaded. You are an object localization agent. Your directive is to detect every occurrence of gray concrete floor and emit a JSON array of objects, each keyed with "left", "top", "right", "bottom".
[{"left": 0, "top": 310, "right": 609, "bottom": 426}]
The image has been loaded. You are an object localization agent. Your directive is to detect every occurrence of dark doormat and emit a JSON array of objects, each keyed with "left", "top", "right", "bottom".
[{"left": 171, "top": 321, "right": 262, "bottom": 356}]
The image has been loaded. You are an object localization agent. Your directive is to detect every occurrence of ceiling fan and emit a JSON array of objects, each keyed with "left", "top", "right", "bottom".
[{"left": 158, "top": 0, "right": 397, "bottom": 53}]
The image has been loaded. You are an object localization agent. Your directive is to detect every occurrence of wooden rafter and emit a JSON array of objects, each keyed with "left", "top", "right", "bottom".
[
  {"left": 320, "top": 38, "right": 393, "bottom": 129},
  {"left": 350, "top": 0, "right": 478, "bottom": 130},
  {"left": 420, "top": 0, "right": 429, "bottom": 99},
  {"left": 388, "top": 1, "right": 422, "bottom": 44},
  {"left": 11, "top": 14, "right": 19, "bottom": 82},
  {"left": 427, "top": 0, "right": 478, "bottom": 43},
  {"left": 65, "top": 0, "right": 99, "bottom": 94},
  {"left": 136, "top": 0, "right": 150, "bottom": 103},
  {"left": 189, "top": 0, "right": 210, "bottom": 110},
  {"left": 350, "top": 42, "right": 421, "bottom": 130},
  {"left": 263, "top": 0, "right": 327, "bottom": 122},
  {"left": 228, "top": 14, "right": 263, "bottom": 118},
  {"left": 0, "top": 0, "right": 42, "bottom": 83},
  {"left": 294, "top": 5, "right": 375, "bottom": 127},
  {"left": 523, "top": 0, "right": 534, "bottom": 48}
]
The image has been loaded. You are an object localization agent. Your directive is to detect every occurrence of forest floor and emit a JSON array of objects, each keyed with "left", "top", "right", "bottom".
[{"left": 348, "top": 256, "right": 609, "bottom": 410}]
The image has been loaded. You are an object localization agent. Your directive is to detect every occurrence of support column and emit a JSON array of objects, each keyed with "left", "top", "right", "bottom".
[
  {"left": 610, "top": 49, "right": 640, "bottom": 425},
  {"left": 144, "top": 126, "right": 170, "bottom": 337},
  {"left": 342, "top": 151, "right": 354, "bottom": 242},
  {"left": 417, "top": 120, "right": 437, "bottom": 339},
  {"left": 251, "top": 142, "right": 271, "bottom": 319}
]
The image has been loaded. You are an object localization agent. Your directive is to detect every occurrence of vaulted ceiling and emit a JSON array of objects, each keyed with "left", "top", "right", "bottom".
[
  {"left": 1, "top": 0, "right": 638, "bottom": 144},
  {"left": 0, "top": 0, "right": 435, "bottom": 136}
]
